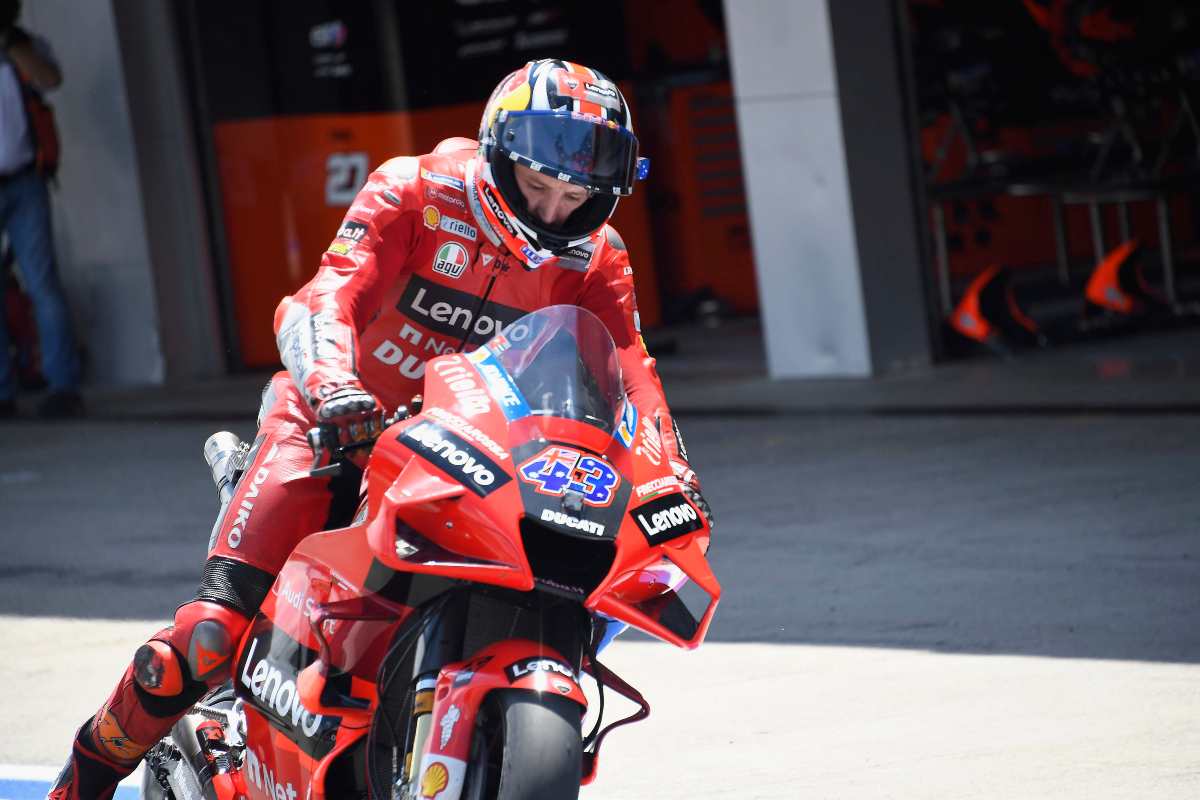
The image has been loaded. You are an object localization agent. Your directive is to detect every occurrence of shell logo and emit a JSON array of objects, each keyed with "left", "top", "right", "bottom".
[
  {"left": 420, "top": 761, "right": 449, "bottom": 798},
  {"left": 423, "top": 205, "right": 442, "bottom": 230}
]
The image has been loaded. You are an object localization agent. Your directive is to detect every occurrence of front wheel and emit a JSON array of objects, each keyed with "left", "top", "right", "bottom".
[{"left": 462, "top": 690, "right": 582, "bottom": 800}]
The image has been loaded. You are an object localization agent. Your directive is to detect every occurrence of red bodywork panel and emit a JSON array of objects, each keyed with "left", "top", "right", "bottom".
[{"left": 217, "top": 347, "right": 719, "bottom": 799}]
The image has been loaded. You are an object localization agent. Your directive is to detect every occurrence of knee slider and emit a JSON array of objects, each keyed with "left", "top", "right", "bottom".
[
  {"left": 133, "top": 640, "right": 184, "bottom": 697},
  {"left": 171, "top": 600, "right": 251, "bottom": 685}
]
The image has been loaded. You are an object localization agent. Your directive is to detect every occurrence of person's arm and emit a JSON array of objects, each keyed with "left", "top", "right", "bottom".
[
  {"left": 3, "top": 28, "right": 61, "bottom": 91},
  {"left": 576, "top": 227, "right": 714, "bottom": 527},
  {"left": 274, "top": 157, "right": 422, "bottom": 413}
]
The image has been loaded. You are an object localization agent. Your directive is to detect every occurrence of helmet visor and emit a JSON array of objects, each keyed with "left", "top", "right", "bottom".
[{"left": 494, "top": 110, "right": 638, "bottom": 196}]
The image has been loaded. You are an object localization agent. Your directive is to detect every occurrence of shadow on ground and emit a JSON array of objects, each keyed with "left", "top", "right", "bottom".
[{"left": 2, "top": 412, "right": 1197, "bottom": 664}]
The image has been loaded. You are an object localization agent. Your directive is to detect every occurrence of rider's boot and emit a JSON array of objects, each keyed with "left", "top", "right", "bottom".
[{"left": 47, "top": 598, "right": 252, "bottom": 800}]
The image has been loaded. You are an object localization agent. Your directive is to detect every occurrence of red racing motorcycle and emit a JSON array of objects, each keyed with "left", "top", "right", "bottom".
[{"left": 141, "top": 305, "right": 720, "bottom": 800}]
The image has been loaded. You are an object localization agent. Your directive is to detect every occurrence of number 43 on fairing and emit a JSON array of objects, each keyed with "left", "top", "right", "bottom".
[{"left": 517, "top": 445, "right": 620, "bottom": 507}]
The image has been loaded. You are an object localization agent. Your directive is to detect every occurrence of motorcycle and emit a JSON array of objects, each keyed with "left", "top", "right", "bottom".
[{"left": 141, "top": 304, "right": 720, "bottom": 800}]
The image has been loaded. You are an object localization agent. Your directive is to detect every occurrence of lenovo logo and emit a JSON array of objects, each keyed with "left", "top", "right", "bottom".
[{"left": 398, "top": 276, "right": 525, "bottom": 340}]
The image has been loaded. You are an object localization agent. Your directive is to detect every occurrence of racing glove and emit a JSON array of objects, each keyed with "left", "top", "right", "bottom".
[
  {"left": 309, "top": 383, "right": 384, "bottom": 456},
  {"left": 671, "top": 457, "right": 714, "bottom": 531},
  {"left": 659, "top": 413, "right": 713, "bottom": 530}
]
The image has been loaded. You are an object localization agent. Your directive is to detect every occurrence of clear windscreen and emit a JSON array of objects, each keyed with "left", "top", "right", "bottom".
[{"left": 468, "top": 305, "right": 624, "bottom": 434}]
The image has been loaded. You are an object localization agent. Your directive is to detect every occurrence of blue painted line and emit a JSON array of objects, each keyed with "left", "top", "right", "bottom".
[{"left": 0, "top": 778, "right": 139, "bottom": 800}]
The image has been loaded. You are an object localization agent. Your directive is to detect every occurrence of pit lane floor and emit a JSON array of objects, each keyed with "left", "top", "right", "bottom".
[{"left": 1, "top": 410, "right": 1197, "bottom": 799}]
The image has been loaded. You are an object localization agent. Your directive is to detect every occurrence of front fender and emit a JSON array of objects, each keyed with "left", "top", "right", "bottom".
[{"left": 411, "top": 639, "right": 587, "bottom": 800}]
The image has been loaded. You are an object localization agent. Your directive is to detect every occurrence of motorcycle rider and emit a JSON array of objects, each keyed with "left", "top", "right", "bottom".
[{"left": 49, "top": 58, "right": 712, "bottom": 799}]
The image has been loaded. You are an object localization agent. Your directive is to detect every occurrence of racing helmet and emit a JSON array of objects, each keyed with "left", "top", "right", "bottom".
[{"left": 472, "top": 58, "right": 646, "bottom": 268}]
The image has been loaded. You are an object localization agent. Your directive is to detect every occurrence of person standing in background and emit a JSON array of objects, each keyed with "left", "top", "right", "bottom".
[{"left": 0, "top": 0, "right": 81, "bottom": 419}]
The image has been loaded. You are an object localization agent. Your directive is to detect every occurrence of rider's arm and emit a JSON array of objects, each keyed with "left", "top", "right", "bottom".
[
  {"left": 575, "top": 226, "right": 693, "bottom": 472},
  {"left": 274, "top": 157, "right": 422, "bottom": 411}
]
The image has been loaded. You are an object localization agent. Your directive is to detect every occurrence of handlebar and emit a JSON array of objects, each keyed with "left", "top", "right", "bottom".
[{"left": 306, "top": 395, "right": 422, "bottom": 478}]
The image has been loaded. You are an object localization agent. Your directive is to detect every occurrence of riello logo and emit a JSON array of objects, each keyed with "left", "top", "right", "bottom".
[{"left": 238, "top": 636, "right": 324, "bottom": 738}]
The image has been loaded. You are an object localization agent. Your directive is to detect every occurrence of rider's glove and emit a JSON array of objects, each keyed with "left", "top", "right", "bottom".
[
  {"left": 312, "top": 383, "right": 384, "bottom": 450},
  {"left": 671, "top": 458, "right": 714, "bottom": 531}
]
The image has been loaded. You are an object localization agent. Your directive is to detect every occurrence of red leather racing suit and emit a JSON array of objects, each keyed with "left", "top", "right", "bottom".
[{"left": 214, "top": 139, "right": 689, "bottom": 572}]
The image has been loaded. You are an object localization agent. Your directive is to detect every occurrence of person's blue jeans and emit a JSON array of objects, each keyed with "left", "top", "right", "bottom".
[{"left": 0, "top": 167, "right": 78, "bottom": 400}]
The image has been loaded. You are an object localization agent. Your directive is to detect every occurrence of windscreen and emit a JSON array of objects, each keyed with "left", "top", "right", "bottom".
[{"left": 467, "top": 305, "right": 624, "bottom": 434}]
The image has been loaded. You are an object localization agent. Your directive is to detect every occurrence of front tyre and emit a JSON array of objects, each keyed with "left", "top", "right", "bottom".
[{"left": 462, "top": 690, "right": 582, "bottom": 800}]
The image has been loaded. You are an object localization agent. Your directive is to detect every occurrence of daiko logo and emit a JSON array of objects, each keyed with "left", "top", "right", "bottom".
[{"left": 226, "top": 443, "right": 278, "bottom": 549}]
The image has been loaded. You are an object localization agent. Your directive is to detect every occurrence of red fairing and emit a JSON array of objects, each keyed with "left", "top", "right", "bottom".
[
  {"left": 201, "top": 308, "right": 721, "bottom": 799},
  {"left": 356, "top": 348, "right": 717, "bottom": 648},
  {"left": 271, "top": 142, "right": 691, "bottom": 472}
]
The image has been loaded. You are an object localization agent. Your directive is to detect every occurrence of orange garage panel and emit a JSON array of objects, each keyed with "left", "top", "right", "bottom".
[{"left": 214, "top": 102, "right": 661, "bottom": 367}]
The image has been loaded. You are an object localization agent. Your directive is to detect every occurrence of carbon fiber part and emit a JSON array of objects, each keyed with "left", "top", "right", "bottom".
[{"left": 671, "top": 416, "right": 690, "bottom": 462}]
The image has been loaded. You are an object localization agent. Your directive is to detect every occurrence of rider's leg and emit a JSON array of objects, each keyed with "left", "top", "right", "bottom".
[
  {"left": 53, "top": 594, "right": 261, "bottom": 799},
  {"left": 50, "top": 374, "right": 337, "bottom": 800}
]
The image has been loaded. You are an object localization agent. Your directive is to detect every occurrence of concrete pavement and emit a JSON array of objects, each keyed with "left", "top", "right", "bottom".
[
  {"left": 9, "top": 320, "right": 1200, "bottom": 423},
  {"left": 2, "top": 325, "right": 1199, "bottom": 797}
]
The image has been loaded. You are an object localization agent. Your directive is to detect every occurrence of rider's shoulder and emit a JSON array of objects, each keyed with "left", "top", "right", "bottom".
[
  {"left": 601, "top": 224, "right": 626, "bottom": 253},
  {"left": 584, "top": 224, "right": 631, "bottom": 278},
  {"left": 416, "top": 144, "right": 475, "bottom": 192},
  {"left": 368, "top": 146, "right": 469, "bottom": 209},
  {"left": 371, "top": 147, "right": 470, "bottom": 190},
  {"left": 375, "top": 156, "right": 421, "bottom": 184}
]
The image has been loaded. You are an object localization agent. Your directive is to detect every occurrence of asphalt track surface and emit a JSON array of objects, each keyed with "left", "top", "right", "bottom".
[{"left": 1, "top": 412, "right": 1198, "bottom": 798}]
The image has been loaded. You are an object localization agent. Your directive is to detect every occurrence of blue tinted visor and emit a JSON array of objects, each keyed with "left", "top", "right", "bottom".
[{"left": 494, "top": 110, "right": 639, "bottom": 196}]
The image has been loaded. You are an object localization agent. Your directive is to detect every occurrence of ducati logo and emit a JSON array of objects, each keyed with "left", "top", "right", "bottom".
[{"left": 540, "top": 507, "right": 606, "bottom": 537}]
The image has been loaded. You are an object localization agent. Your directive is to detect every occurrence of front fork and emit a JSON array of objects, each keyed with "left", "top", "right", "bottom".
[
  {"left": 404, "top": 591, "right": 469, "bottom": 786},
  {"left": 401, "top": 592, "right": 591, "bottom": 800},
  {"left": 409, "top": 639, "right": 589, "bottom": 800}
]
